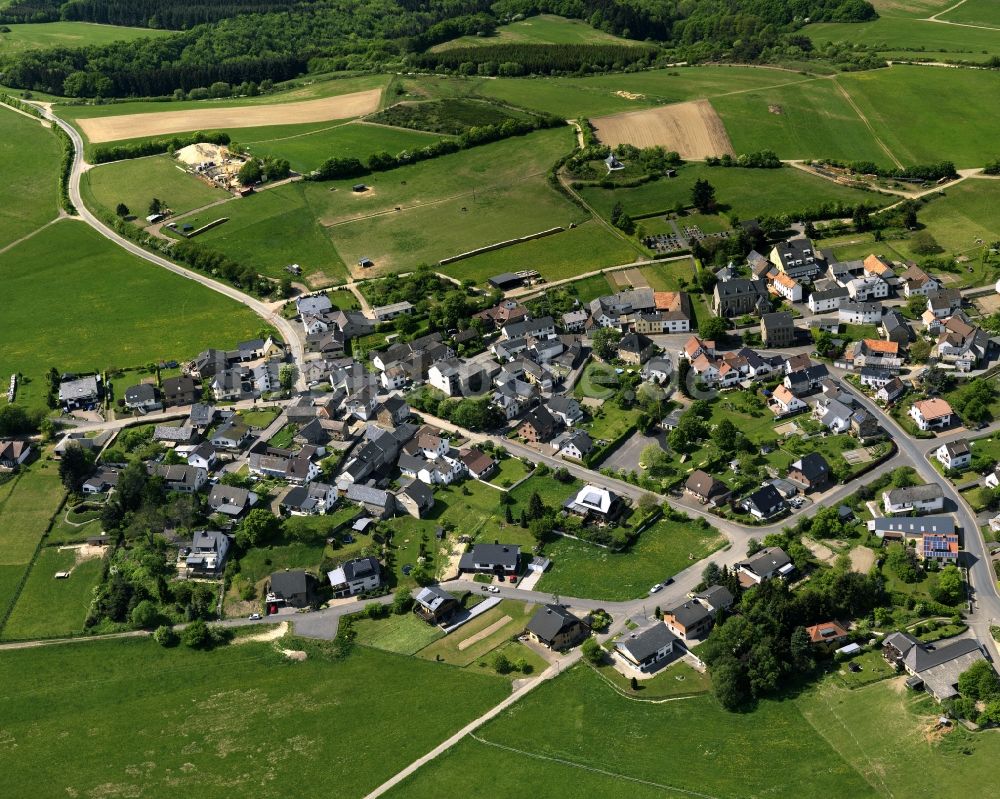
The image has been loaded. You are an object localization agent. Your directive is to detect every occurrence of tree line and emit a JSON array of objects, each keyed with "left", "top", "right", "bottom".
[
  {"left": 60, "top": 0, "right": 303, "bottom": 29},
  {"left": 415, "top": 42, "right": 660, "bottom": 75}
]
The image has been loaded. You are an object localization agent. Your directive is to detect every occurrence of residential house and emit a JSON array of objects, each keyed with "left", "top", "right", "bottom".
[
  {"left": 547, "top": 395, "right": 584, "bottom": 427},
  {"left": 187, "top": 443, "right": 217, "bottom": 471},
  {"left": 770, "top": 385, "right": 806, "bottom": 416},
  {"left": 459, "top": 543, "right": 520, "bottom": 576},
  {"left": 859, "top": 367, "right": 896, "bottom": 390},
  {"left": 211, "top": 419, "right": 251, "bottom": 450},
  {"left": 248, "top": 449, "right": 321, "bottom": 485},
  {"left": 927, "top": 289, "right": 962, "bottom": 320},
  {"left": 211, "top": 367, "right": 245, "bottom": 401},
  {"left": 525, "top": 605, "right": 589, "bottom": 649},
  {"left": 281, "top": 482, "right": 336, "bottom": 516},
  {"left": 883, "top": 484, "right": 945, "bottom": 515},
  {"left": 647, "top": 291, "right": 693, "bottom": 333},
  {"left": 345, "top": 387, "right": 378, "bottom": 420},
  {"left": 681, "top": 336, "right": 715, "bottom": 362},
  {"left": 867, "top": 515, "right": 956, "bottom": 542},
  {"left": 909, "top": 398, "right": 953, "bottom": 431},
  {"left": 188, "top": 402, "right": 216, "bottom": 430},
  {"left": 787, "top": 452, "right": 832, "bottom": 492},
  {"left": 345, "top": 483, "right": 396, "bottom": 519},
  {"left": 58, "top": 375, "right": 101, "bottom": 411},
  {"left": 847, "top": 275, "right": 889, "bottom": 301},
  {"left": 694, "top": 585, "right": 734, "bottom": 614},
  {"left": 936, "top": 315, "right": 990, "bottom": 371},
  {"left": 882, "top": 632, "right": 986, "bottom": 701},
  {"left": 327, "top": 556, "right": 381, "bottom": 598},
  {"left": 736, "top": 546, "right": 793, "bottom": 584},
  {"left": 684, "top": 470, "right": 732, "bottom": 506},
  {"left": 881, "top": 311, "right": 914, "bottom": 346},
  {"left": 935, "top": 439, "right": 971, "bottom": 471},
  {"left": 501, "top": 316, "right": 556, "bottom": 341},
  {"left": 82, "top": 467, "right": 118, "bottom": 494},
  {"left": 899, "top": 264, "right": 939, "bottom": 298},
  {"left": 618, "top": 332, "right": 656, "bottom": 365},
  {"left": 518, "top": 405, "right": 559, "bottom": 444},
  {"left": 208, "top": 484, "right": 258, "bottom": 518},
  {"left": 805, "top": 621, "right": 850, "bottom": 651},
  {"left": 564, "top": 484, "right": 624, "bottom": 524},
  {"left": 769, "top": 237, "right": 824, "bottom": 283},
  {"left": 588, "top": 290, "right": 654, "bottom": 329},
  {"left": 555, "top": 429, "right": 594, "bottom": 461},
  {"left": 615, "top": 624, "right": 677, "bottom": 672},
  {"left": 712, "top": 278, "right": 770, "bottom": 317},
  {"left": 562, "top": 309, "right": 588, "bottom": 332},
  {"left": 396, "top": 479, "right": 435, "bottom": 518},
  {"left": 428, "top": 359, "right": 463, "bottom": 396},
  {"left": 740, "top": 486, "right": 786, "bottom": 520},
  {"left": 830, "top": 259, "right": 866, "bottom": 286},
  {"left": 853, "top": 337, "right": 903, "bottom": 370},
  {"left": 413, "top": 585, "right": 460, "bottom": 624},
  {"left": 838, "top": 301, "right": 883, "bottom": 325},
  {"left": 662, "top": 599, "right": 714, "bottom": 641},
  {"left": 813, "top": 397, "right": 854, "bottom": 433},
  {"left": 922, "top": 532, "right": 960, "bottom": 563},
  {"left": 851, "top": 409, "right": 880, "bottom": 441},
  {"left": 372, "top": 301, "right": 414, "bottom": 322},
  {"left": 459, "top": 448, "right": 499, "bottom": 480},
  {"left": 760, "top": 311, "right": 796, "bottom": 347},
  {"left": 876, "top": 377, "right": 907, "bottom": 405},
  {"left": 123, "top": 383, "right": 162, "bottom": 412},
  {"left": 184, "top": 530, "right": 231, "bottom": 576},
  {"left": 863, "top": 254, "right": 895, "bottom": 279},
  {"left": 147, "top": 464, "right": 207, "bottom": 494},
  {"left": 0, "top": 440, "right": 33, "bottom": 470},
  {"left": 807, "top": 282, "right": 849, "bottom": 313},
  {"left": 642, "top": 356, "right": 672, "bottom": 385},
  {"left": 266, "top": 570, "right": 315, "bottom": 609},
  {"left": 771, "top": 272, "right": 803, "bottom": 303}
]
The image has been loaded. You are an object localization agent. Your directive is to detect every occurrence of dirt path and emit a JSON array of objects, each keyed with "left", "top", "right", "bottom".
[
  {"left": 832, "top": 79, "right": 904, "bottom": 169},
  {"left": 457, "top": 615, "right": 512, "bottom": 650},
  {"left": 0, "top": 215, "right": 67, "bottom": 255},
  {"left": 925, "top": 0, "right": 1000, "bottom": 29},
  {"left": 0, "top": 630, "right": 148, "bottom": 651},
  {"left": 233, "top": 621, "right": 288, "bottom": 644}
]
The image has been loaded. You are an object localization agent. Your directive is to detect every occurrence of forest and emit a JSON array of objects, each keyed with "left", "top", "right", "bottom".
[{"left": 0, "top": 0, "right": 879, "bottom": 97}]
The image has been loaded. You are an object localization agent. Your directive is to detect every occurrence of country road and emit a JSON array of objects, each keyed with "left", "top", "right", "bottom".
[{"left": 41, "top": 106, "right": 309, "bottom": 391}]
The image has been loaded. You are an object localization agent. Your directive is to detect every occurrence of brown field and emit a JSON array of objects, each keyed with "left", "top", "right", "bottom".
[
  {"left": 77, "top": 89, "right": 383, "bottom": 143},
  {"left": 591, "top": 99, "right": 735, "bottom": 159}
]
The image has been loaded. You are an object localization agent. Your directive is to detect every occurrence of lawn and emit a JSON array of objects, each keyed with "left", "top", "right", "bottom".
[
  {"left": 415, "top": 599, "right": 537, "bottom": 667},
  {"left": 578, "top": 163, "right": 891, "bottom": 223},
  {"left": 838, "top": 66, "right": 1000, "bottom": 168},
  {"left": 238, "top": 408, "right": 280, "bottom": 428},
  {"left": 0, "top": 636, "right": 509, "bottom": 798},
  {"left": 439, "top": 219, "right": 639, "bottom": 285},
  {"left": 640, "top": 258, "right": 698, "bottom": 291},
  {"left": 236, "top": 541, "right": 327, "bottom": 587},
  {"left": 487, "top": 456, "right": 533, "bottom": 488},
  {"left": 0, "top": 21, "right": 170, "bottom": 56},
  {"left": 267, "top": 423, "right": 298, "bottom": 449},
  {"left": 562, "top": 272, "right": 616, "bottom": 304},
  {"left": 594, "top": 658, "right": 710, "bottom": 698},
  {"left": 713, "top": 77, "right": 892, "bottom": 164},
  {"left": 1, "top": 546, "right": 104, "bottom": 640},
  {"left": 0, "top": 458, "right": 65, "bottom": 624},
  {"left": 432, "top": 13, "right": 648, "bottom": 50},
  {"left": 537, "top": 517, "right": 726, "bottom": 600},
  {"left": 0, "top": 221, "right": 262, "bottom": 416},
  {"left": 581, "top": 402, "right": 642, "bottom": 442},
  {"left": 352, "top": 612, "right": 444, "bottom": 655},
  {"left": 0, "top": 105, "right": 62, "bottom": 249},
  {"left": 387, "top": 664, "right": 881, "bottom": 798},
  {"left": 82, "top": 154, "right": 230, "bottom": 222}
]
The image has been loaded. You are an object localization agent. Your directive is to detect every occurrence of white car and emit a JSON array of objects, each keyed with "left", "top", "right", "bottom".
[
  {"left": 648, "top": 584, "right": 662, "bottom": 594},
  {"left": 248, "top": 613, "right": 262, "bottom": 620},
  {"left": 487, "top": 585, "right": 501, "bottom": 594}
]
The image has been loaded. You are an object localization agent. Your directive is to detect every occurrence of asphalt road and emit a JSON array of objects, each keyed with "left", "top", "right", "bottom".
[{"left": 43, "top": 106, "right": 308, "bottom": 391}]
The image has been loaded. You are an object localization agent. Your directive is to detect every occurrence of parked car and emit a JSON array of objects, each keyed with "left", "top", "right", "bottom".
[
  {"left": 248, "top": 613, "right": 262, "bottom": 620},
  {"left": 508, "top": 575, "right": 517, "bottom": 583},
  {"left": 649, "top": 584, "right": 662, "bottom": 594},
  {"left": 486, "top": 585, "right": 500, "bottom": 594}
]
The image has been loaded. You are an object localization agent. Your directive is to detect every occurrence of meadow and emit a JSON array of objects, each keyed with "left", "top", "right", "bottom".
[
  {"left": 432, "top": 13, "right": 647, "bottom": 50},
  {"left": 578, "top": 163, "right": 891, "bottom": 222},
  {"left": 386, "top": 665, "right": 882, "bottom": 798},
  {"left": 0, "top": 221, "right": 262, "bottom": 410},
  {"left": 1, "top": 546, "right": 104, "bottom": 640},
  {"left": 941, "top": 0, "right": 1000, "bottom": 27},
  {"left": 0, "top": 105, "right": 62, "bottom": 248},
  {"left": 805, "top": 15, "right": 1000, "bottom": 57},
  {"left": 0, "top": 21, "right": 169, "bottom": 56},
  {"left": 82, "top": 153, "right": 230, "bottom": 220},
  {"left": 0, "top": 459, "right": 65, "bottom": 627},
  {"left": 537, "top": 518, "right": 726, "bottom": 601},
  {"left": 0, "top": 637, "right": 510, "bottom": 798},
  {"left": 838, "top": 66, "right": 1000, "bottom": 167}
]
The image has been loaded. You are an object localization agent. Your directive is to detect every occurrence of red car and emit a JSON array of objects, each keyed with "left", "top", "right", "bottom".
[{"left": 508, "top": 575, "right": 517, "bottom": 583}]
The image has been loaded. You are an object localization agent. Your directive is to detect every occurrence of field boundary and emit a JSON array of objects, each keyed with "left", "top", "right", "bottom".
[{"left": 439, "top": 226, "right": 564, "bottom": 264}]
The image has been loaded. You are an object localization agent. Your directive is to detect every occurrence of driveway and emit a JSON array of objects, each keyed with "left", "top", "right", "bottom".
[{"left": 600, "top": 430, "right": 668, "bottom": 473}]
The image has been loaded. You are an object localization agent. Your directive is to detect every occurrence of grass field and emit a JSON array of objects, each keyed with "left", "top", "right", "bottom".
[
  {"left": 431, "top": 14, "right": 647, "bottom": 51},
  {"left": 713, "top": 77, "right": 892, "bottom": 164},
  {"left": 0, "top": 21, "right": 169, "bottom": 56},
  {"left": 0, "top": 221, "right": 261, "bottom": 413},
  {"left": 415, "top": 599, "right": 537, "bottom": 667},
  {"left": 0, "top": 460, "right": 64, "bottom": 625},
  {"left": 1, "top": 546, "right": 104, "bottom": 640},
  {"left": 82, "top": 154, "right": 230, "bottom": 221},
  {"left": 387, "top": 665, "right": 881, "bottom": 798},
  {"left": 0, "top": 105, "right": 62, "bottom": 249},
  {"left": 838, "top": 67, "right": 1000, "bottom": 167},
  {"left": 0, "top": 637, "right": 509, "bottom": 798},
  {"left": 578, "top": 163, "right": 891, "bottom": 223},
  {"left": 352, "top": 612, "right": 444, "bottom": 655},
  {"left": 537, "top": 518, "right": 725, "bottom": 601},
  {"left": 440, "top": 219, "right": 639, "bottom": 285},
  {"left": 805, "top": 15, "right": 1000, "bottom": 57},
  {"left": 941, "top": 0, "right": 1000, "bottom": 27}
]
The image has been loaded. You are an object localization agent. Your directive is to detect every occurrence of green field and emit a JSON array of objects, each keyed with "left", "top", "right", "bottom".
[
  {"left": 415, "top": 600, "right": 537, "bottom": 667},
  {"left": 838, "top": 67, "right": 1000, "bottom": 167},
  {"left": 432, "top": 13, "right": 647, "bottom": 51},
  {"left": 941, "top": 0, "right": 1000, "bottom": 27},
  {"left": 538, "top": 518, "right": 726, "bottom": 601},
  {"left": 387, "top": 665, "right": 881, "bottom": 798},
  {"left": 0, "top": 637, "right": 510, "bottom": 797},
  {"left": 0, "top": 21, "right": 169, "bottom": 56},
  {"left": 0, "top": 221, "right": 261, "bottom": 410},
  {"left": 82, "top": 154, "right": 230, "bottom": 221},
  {"left": 2, "top": 547, "right": 104, "bottom": 640},
  {"left": 805, "top": 15, "right": 1000, "bottom": 57},
  {"left": 0, "top": 105, "right": 62, "bottom": 248},
  {"left": 241, "top": 120, "right": 446, "bottom": 173},
  {"left": 352, "top": 612, "right": 444, "bottom": 655},
  {"left": 904, "top": 178, "right": 1000, "bottom": 255},
  {"left": 0, "top": 460, "right": 64, "bottom": 625},
  {"left": 713, "top": 77, "right": 892, "bottom": 164},
  {"left": 441, "top": 219, "right": 639, "bottom": 285},
  {"left": 578, "top": 163, "right": 891, "bottom": 222}
]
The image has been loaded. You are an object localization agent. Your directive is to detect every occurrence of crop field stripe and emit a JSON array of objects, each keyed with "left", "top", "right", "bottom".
[
  {"left": 832, "top": 79, "right": 904, "bottom": 169},
  {"left": 467, "top": 733, "right": 726, "bottom": 799}
]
